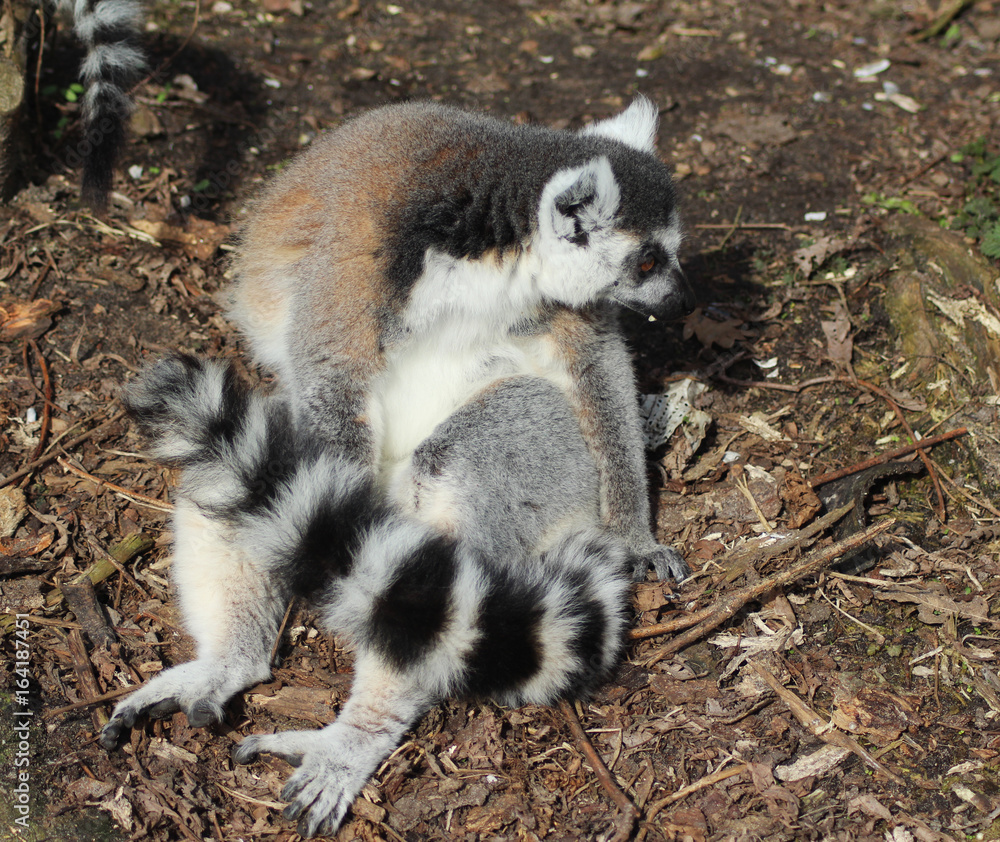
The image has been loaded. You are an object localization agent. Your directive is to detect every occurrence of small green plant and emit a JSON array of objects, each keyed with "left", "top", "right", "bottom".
[
  {"left": 42, "top": 84, "right": 84, "bottom": 140},
  {"left": 52, "top": 115, "right": 70, "bottom": 141},
  {"left": 940, "top": 22, "right": 962, "bottom": 48},
  {"left": 62, "top": 82, "right": 85, "bottom": 102},
  {"left": 950, "top": 137, "right": 1000, "bottom": 260},
  {"left": 862, "top": 192, "right": 920, "bottom": 214}
]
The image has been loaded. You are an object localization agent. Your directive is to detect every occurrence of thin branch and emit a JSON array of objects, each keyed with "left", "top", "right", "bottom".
[
  {"left": 631, "top": 504, "right": 853, "bottom": 641},
  {"left": 853, "top": 378, "right": 946, "bottom": 522},
  {"left": 636, "top": 764, "right": 748, "bottom": 842},
  {"left": 643, "top": 518, "right": 895, "bottom": 666},
  {"left": 24, "top": 338, "right": 53, "bottom": 463},
  {"left": 929, "top": 455, "right": 1000, "bottom": 519},
  {"left": 56, "top": 456, "right": 174, "bottom": 512},
  {"left": 809, "top": 427, "right": 968, "bottom": 487},
  {"left": 270, "top": 600, "right": 295, "bottom": 667},
  {"left": 0, "top": 410, "right": 126, "bottom": 489},
  {"left": 750, "top": 661, "right": 905, "bottom": 785},
  {"left": 714, "top": 372, "right": 843, "bottom": 393},
  {"left": 559, "top": 699, "right": 638, "bottom": 842},
  {"left": 693, "top": 223, "right": 791, "bottom": 231}
]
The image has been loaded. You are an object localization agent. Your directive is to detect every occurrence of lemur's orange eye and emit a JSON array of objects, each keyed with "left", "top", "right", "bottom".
[{"left": 640, "top": 257, "right": 656, "bottom": 273}]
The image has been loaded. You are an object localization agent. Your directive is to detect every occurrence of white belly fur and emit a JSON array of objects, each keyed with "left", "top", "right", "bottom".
[{"left": 370, "top": 323, "right": 575, "bottom": 497}]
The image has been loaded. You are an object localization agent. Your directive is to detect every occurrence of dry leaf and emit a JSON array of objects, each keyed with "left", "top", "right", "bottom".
[
  {"left": 780, "top": 472, "right": 822, "bottom": 529},
  {"left": 792, "top": 235, "right": 850, "bottom": 276},
  {"left": 0, "top": 530, "right": 55, "bottom": 557},
  {"left": 0, "top": 487, "right": 27, "bottom": 538},
  {"left": 683, "top": 308, "right": 751, "bottom": 349},
  {"left": 130, "top": 217, "right": 231, "bottom": 261},
  {"left": 634, "top": 582, "right": 669, "bottom": 612},
  {"left": 0, "top": 298, "right": 59, "bottom": 341},
  {"left": 831, "top": 688, "right": 920, "bottom": 743},
  {"left": 884, "top": 385, "right": 927, "bottom": 412},
  {"left": 875, "top": 585, "right": 990, "bottom": 624},
  {"left": 714, "top": 112, "right": 797, "bottom": 147},
  {"left": 820, "top": 301, "right": 853, "bottom": 366}
]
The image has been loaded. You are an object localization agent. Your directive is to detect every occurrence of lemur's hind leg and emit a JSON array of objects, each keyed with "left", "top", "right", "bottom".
[
  {"left": 389, "top": 374, "right": 604, "bottom": 557},
  {"left": 234, "top": 652, "right": 433, "bottom": 838},
  {"left": 102, "top": 501, "right": 290, "bottom": 747},
  {"left": 101, "top": 353, "right": 367, "bottom": 748}
]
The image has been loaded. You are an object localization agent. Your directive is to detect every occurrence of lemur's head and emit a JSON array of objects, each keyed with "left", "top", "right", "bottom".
[{"left": 534, "top": 97, "right": 694, "bottom": 320}]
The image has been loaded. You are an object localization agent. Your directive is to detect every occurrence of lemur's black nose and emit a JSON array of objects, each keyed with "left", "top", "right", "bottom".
[{"left": 675, "top": 267, "right": 696, "bottom": 316}]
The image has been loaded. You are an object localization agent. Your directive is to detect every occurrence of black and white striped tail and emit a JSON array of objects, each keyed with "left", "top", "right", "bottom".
[
  {"left": 61, "top": 0, "right": 147, "bottom": 212},
  {"left": 122, "top": 352, "right": 385, "bottom": 590}
]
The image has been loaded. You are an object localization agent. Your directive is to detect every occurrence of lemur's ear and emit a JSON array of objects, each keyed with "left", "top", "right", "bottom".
[
  {"left": 579, "top": 96, "right": 659, "bottom": 154},
  {"left": 540, "top": 157, "right": 621, "bottom": 244}
]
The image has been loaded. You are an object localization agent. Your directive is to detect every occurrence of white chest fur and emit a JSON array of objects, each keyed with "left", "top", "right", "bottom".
[{"left": 368, "top": 248, "right": 573, "bottom": 482}]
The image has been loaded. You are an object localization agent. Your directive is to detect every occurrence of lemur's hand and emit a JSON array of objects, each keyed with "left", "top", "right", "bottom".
[{"left": 631, "top": 544, "right": 689, "bottom": 584}]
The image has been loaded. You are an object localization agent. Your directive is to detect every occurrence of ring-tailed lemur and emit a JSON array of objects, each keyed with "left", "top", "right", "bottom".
[
  {"left": 49, "top": 0, "right": 145, "bottom": 211},
  {"left": 101, "top": 99, "right": 694, "bottom": 837}
]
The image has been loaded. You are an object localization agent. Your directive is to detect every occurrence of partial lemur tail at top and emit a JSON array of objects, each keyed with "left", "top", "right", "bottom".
[
  {"left": 120, "top": 352, "right": 377, "bottom": 523},
  {"left": 121, "top": 352, "right": 386, "bottom": 588},
  {"left": 62, "top": 0, "right": 147, "bottom": 213}
]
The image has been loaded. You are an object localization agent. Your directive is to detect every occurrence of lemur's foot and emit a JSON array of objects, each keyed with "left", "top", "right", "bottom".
[
  {"left": 100, "top": 660, "right": 249, "bottom": 750},
  {"left": 631, "top": 545, "right": 689, "bottom": 584},
  {"left": 234, "top": 726, "right": 378, "bottom": 838}
]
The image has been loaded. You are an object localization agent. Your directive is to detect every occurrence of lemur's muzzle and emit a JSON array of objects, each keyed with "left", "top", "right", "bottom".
[{"left": 619, "top": 267, "right": 695, "bottom": 322}]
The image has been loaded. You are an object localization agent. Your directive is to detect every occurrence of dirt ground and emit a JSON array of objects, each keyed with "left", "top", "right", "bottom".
[{"left": 3, "top": 0, "right": 1000, "bottom": 840}]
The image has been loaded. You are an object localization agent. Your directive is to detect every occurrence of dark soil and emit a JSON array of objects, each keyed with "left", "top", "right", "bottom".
[{"left": 3, "top": 1, "right": 1000, "bottom": 841}]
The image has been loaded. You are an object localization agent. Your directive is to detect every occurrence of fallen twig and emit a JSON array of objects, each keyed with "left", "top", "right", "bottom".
[
  {"left": 23, "top": 338, "right": 53, "bottom": 463},
  {"left": 62, "top": 577, "right": 117, "bottom": 649},
  {"left": 43, "top": 532, "right": 154, "bottom": 611},
  {"left": 56, "top": 456, "right": 174, "bottom": 512},
  {"left": 270, "top": 600, "right": 295, "bottom": 667},
  {"left": 718, "top": 377, "right": 946, "bottom": 517},
  {"left": 929, "top": 455, "right": 1000, "bottom": 520},
  {"left": 853, "top": 378, "right": 946, "bottom": 522},
  {"left": 43, "top": 684, "right": 136, "bottom": 719},
  {"left": 636, "top": 764, "right": 749, "bottom": 842},
  {"left": 3, "top": 557, "right": 127, "bottom": 637},
  {"left": 693, "top": 223, "right": 791, "bottom": 231},
  {"left": 66, "top": 627, "right": 108, "bottom": 730},
  {"left": 631, "top": 504, "right": 853, "bottom": 641},
  {"left": 718, "top": 366, "right": 959, "bottom": 518},
  {"left": 750, "top": 661, "right": 905, "bottom": 785},
  {"left": 809, "top": 427, "right": 967, "bottom": 487},
  {"left": 85, "top": 535, "right": 151, "bottom": 601},
  {"left": 0, "top": 410, "right": 126, "bottom": 489},
  {"left": 559, "top": 699, "right": 638, "bottom": 842},
  {"left": 714, "top": 372, "right": 842, "bottom": 393},
  {"left": 643, "top": 518, "right": 895, "bottom": 666}
]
